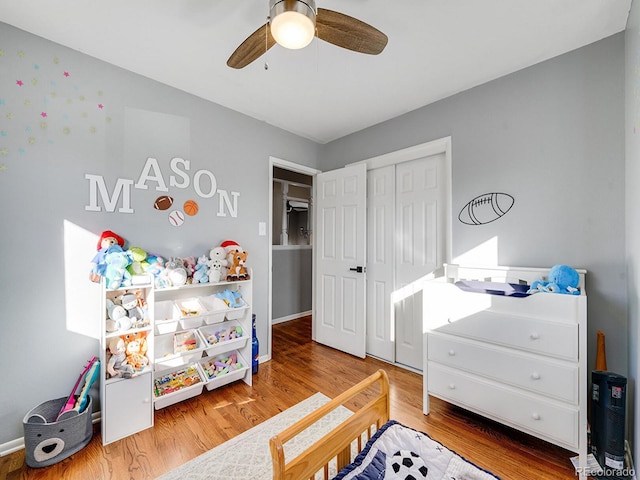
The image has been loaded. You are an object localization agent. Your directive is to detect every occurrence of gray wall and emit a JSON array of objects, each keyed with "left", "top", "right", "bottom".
[
  {"left": 0, "top": 23, "right": 319, "bottom": 444},
  {"left": 272, "top": 248, "right": 312, "bottom": 320},
  {"left": 0, "top": 19, "right": 630, "bottom": 454},
  {"left": 626, "top": 0, "right": 640, "bottom": 465},
  {"left": 322, "top": 32, "right": 627, "bottom": 410}
]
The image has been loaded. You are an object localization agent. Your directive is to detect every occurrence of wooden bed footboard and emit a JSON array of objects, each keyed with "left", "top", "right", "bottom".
[{"left": 270, "top": 369, "right": 390, "bottom": 480}]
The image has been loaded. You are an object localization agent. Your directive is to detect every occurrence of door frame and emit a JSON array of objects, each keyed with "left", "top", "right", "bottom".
[{"left": 267, "top": 156, "right": 320, "bottom": 361}]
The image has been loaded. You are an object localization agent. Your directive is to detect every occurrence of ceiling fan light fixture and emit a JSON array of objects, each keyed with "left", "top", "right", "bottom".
[{"left": 269, "top": 0, "right": 316, "bottom": 50}]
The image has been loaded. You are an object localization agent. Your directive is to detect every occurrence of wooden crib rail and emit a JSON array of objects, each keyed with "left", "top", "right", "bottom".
[{"left": 270, "top": 369, "right": 390, "bottom": 480}]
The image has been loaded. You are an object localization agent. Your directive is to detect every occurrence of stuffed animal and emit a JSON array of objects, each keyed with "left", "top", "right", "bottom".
[
  {"left": 126, "top": 246, "right": 149, "bottom": 277},
  {"left": 105, "top": 298, "right": 132, "bottom": 332},
  {"left": 119, "top": 292, "right": 146, "bottom": 327},
  {"left": 193, "top": 254, "right": 210, "bottom": 284},
  {"left": 107, "top": 338, "right": 135, "bottom": 378},
  {"left": 103, "top": 246, "right": 133, "bottom": 289},
  {"left": 226, "top": 250, "right": 249, "bottom": 281},
  {"left": 183, "top": 256, "right": 197, "bottom": 281},
  {"left": 208, "top": 246, "right": 228, "bottom": 281},
  {"left": 215, "top": 288, "right": 244, "bottom": 308},
  {"left": 163, "top": 257, "right": 188, "bottom": 287},
  {"left": 220, "top": 240, "right": 242, "bottom": 268},
  {"left": 90, "top": 230, "right": 125, "bottom": 282},
  {"left": 527, "top": 264, "right": 580, "bottom": 295},
  {"left": 121, "top": 333, "right": 149, "bottom": 371}
]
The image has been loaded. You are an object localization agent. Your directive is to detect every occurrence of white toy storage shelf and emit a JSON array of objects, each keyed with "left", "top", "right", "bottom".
[{"left": 99, "top": 271, "right": 253, "bottom": 444}]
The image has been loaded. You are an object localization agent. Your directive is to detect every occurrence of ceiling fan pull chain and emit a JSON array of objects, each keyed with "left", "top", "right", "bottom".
[{"left": 264, "top": 16, "right": 270, "bottom": 70}]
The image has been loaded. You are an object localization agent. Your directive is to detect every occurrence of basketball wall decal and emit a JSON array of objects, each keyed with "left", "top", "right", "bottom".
[
  {"left": 183, "top": 199, "right": 199, "bottom": 216},
  {"left": 154, "top": 195, "right": 174, "bottom": 211},
  {"left": 168, "top": 209, "right": 185, "bottom": 227},
  {"left": 458, "top": 192, "right": 514, "bottom": 225}
]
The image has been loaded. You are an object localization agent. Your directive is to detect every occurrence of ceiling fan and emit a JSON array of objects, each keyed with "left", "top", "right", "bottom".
[{"left": 227, "top": 0, "right": 388, "bottom": 69}]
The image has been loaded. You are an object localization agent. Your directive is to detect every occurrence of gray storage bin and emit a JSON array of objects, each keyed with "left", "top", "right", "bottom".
[{"left": 23, "top": 396, "right": 93, "bottom": 468}]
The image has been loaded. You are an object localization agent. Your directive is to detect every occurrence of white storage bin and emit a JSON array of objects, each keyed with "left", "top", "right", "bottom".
[
  {"left": 153, "top": 364, "right": 203, "bottom": 410},
  {"left": 175, "top": 298, "right": 206, "bottom": 329},
  {"left": 225, "top": 300, "right": 250, "bottom": 320},
  {"left": 198, "top": 321, "right": 248, "bottom": 357},
  {"left": 198, "top": 350, "right": 249, "bottom": 391},
  {"left": 199, "top": 295, "right": 229, "bottom": 325},
  {"left": 154, "top": 329, "right": 205, "bottom": 372},
  {"left": 155, "top": 300, "right": 180, "bottom": 334}
]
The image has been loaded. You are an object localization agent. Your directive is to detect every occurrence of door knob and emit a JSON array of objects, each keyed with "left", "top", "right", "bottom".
[{"left": 349, "top": 266, "right": 365, "bottom": 273}]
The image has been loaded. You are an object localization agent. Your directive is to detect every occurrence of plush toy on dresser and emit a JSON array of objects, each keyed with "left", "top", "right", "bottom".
[{"left": 527, "top": 264, "right": 581, "bottom": 295}]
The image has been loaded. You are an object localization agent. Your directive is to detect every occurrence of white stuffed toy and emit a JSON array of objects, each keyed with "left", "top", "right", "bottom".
[{"left": 207, "top": 247, "right": 228, "bottom": 283}]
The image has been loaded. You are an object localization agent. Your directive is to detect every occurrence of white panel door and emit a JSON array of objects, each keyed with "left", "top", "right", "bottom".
[
  {"left": 314, "top": 163, "right": 367, "bottom": 358},
  {"left": 366, "top": 165, "right": 395, "bottom": 361},
  {"left": 395, "top": 154, "right": 446, "bottom": 369}
]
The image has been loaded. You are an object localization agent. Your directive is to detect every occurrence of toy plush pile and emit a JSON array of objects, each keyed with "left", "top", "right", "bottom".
[{"left": 527, "top": 264, "right": 580, "bottom": 295}]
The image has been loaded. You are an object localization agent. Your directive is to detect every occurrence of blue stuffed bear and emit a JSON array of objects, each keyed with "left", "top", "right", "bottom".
[
  {"left": 104, "top": 246, "right": 133, "bottom": 290},
  {"left": 528, "top": 264, "right": 580, "bottom": 295}
]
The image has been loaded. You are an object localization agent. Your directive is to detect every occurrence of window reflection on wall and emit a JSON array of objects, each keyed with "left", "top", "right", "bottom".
[{"left": 273, "top": 167, "right": 312, "bottom": 246}]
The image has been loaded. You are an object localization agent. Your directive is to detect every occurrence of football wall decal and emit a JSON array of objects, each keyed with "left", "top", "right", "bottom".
[
  {"left": 458, "top": 192, "right": 514, "bottom": 225},
  {"left": 154, "top": 195, "right": 174, "bottom": 211}
]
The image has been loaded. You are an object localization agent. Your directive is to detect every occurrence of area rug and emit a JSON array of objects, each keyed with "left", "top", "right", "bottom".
[{"left": 155, "top": 392, "right": 353, "bottom": 480}]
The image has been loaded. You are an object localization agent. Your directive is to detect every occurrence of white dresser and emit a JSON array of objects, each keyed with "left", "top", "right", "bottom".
[{"left": 422, "top": 264, "right": 588, "bottom": 476}]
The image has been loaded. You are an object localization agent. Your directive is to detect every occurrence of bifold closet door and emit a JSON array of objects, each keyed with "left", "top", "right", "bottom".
[{"left": 394, "top": 154, "right": 445, "bottom": 370}]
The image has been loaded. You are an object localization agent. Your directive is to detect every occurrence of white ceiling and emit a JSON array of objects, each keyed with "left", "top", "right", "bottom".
[{"left": 0, "top": 0, "right": 631, "bottom": 144}]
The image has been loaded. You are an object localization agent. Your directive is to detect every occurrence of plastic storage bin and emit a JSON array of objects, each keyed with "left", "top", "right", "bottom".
[
  {"left": 153, "top": 364, "right": 203, "bottom": 409},
  {"left": 23, "top": 396, "right": 93, "bottom": 468},
  {"left": 199, "top": 295, "right": 229, "bottom": 325},
  {"left": 198, "top": 321, "right": 248, "bottom": 357},
  {"left": 175, "top": 298, "right": 206, "bottom": 329},
  {"left": 155, "top": 300, "right": 179, "bottom": 334},
  {"left": 154, "top": 329, "right": 205, "bottom": 371},
  {"left": 198, "top": 350, "right": 249, "bottom": 391}
]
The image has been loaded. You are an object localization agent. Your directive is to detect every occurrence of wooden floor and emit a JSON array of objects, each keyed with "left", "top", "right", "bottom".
[{"left": 1, "top": 316, "right": 583, "bottom": 480}]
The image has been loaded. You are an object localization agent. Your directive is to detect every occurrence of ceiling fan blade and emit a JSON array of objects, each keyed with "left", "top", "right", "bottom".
[
  {"left": 316, "top": 8, "right": 387, "bottom": 55},
  {"left": 227, "top": 23, "right": 277, "bottom": 69}
]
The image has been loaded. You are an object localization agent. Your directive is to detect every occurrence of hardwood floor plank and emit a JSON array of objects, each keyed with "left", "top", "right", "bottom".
[{"left": 1, "top": 315, "right": 582, "bottom": 479}]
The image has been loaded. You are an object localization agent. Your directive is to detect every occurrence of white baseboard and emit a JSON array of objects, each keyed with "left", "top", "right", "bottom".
[
  {"left": 272, "top": 311, "right": 311, "bottom": 325},
  {"left": 0, "top": 412, "right": 101, "bottom": 457}
]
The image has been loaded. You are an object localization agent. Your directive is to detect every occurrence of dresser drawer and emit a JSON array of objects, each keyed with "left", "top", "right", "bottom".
[
  {"left": 428, "top": 333, "right": 578, "bottom": 403},
  {"left": 434, "top": 311, "right": 577, "bottom": 360},
  {"left": 427, "top": 363, "right": 578, "bottom": 450}
]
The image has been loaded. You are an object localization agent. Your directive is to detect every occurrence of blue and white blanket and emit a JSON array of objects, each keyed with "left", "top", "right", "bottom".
[{"left": 333, "top": 421, "right": 501, "bottom": 480}]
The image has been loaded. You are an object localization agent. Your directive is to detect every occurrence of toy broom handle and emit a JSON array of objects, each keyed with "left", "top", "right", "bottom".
[{"left": 57, "top": 356, "right": 97, "bottom": 418}]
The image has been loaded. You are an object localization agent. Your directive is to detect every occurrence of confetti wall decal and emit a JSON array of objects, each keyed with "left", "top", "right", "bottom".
[{"left": 0, "top": 47, "right": 111, "bottom": 172}]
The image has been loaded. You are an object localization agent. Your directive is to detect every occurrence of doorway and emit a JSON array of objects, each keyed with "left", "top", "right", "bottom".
[{"left": 267, "top": 157, "right": 320, "bottom": 360}]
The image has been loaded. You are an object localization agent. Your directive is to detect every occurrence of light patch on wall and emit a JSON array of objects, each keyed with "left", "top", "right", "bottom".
[
  {"left": 452, "top": 236, "right": 499, "bottom": 266},
  {"left": 63, "top": 220, "right": 101, "bottom": 340}
]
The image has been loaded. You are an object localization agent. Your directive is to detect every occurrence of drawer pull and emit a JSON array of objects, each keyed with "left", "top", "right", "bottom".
[
  {"left": 531, "top": 412, "right": 541, "bottom": 421},
  {"left": 531, "top": 372, "right": 541, "bottom": 380},
  {"left": 448, "top": 383, "right": 456, "bottom": 390},
  {"left": 448, "top": 350, "right": 456, "bottom": 356},
  {"left": 529, "top": 332, "right": 540, "bottom": 340}
]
